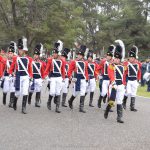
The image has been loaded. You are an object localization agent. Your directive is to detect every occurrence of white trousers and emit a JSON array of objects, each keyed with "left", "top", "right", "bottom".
[
  {"left": 62, "top": 78, "right": 69, "bottom": 94},
  {"left": 109, "top": 84, "right": 125, "bottom": 104},
  {"left": 101, "top": 80, "right": 110, "bottom": 97},
  {"left": 3, "top": 76, "right": 15, "bottom": 93},
  {"left": 86, "top": 78, "right": 96, "bottom": 93},
  {"left": 29, "top": 78, "right": 43, "bottom": 93},
  {"left": 49, "top": 77, "right": 63, "bottom": 96},
  {"left": 72, "top": 79, "right": 87, "bottom": 97},
  {"left": 15, "top": 76, "right": 30, "bottom": 97},
  {"left": 127, "top": 80, "right": 139, "bottom": 97}
]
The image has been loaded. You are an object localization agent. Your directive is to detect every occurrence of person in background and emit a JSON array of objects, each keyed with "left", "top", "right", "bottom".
[
  {"left": 146, "top": 59, "right": 150, "bottom": 92},
  {"left": 141, "top": 60, "right": 147, "bottom": 87}
]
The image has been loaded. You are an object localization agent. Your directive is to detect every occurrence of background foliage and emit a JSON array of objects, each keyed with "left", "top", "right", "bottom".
[{"left": 0, "top": 0, "right": 150, "bottom": 59}]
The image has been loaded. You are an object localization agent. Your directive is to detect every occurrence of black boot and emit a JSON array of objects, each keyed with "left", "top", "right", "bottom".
[
  {"left": 28, "top": 92, "right": 33, "bottom": 105},
  {"left": 3, "top": 93, "right": 7, "bottom": 105},
  {"left": 55, "top": 95, "right": 61, "bottom": 113},
  {"left": 89, "top": 92, "right": 94, "bottom": 107},
  {"left": 122, "top": 95, "right": 128, "bottom": 110},
  {"left": 35, "top": 92, "right": 41, "bottom": 107},
  {"left": 68, "top": 95, "right": 75, "bottom": 109},
  {"left": 130, "top": 97, "right": 137, "bottom": 112},
  {"left": 98, "top": 95, "right": 103, "bottom": 108},
  {"left": 9, "top": 92, "right": 15, "bottom": 108},
  {"left": 104, "top": 104, "right": 111, "bottom": 119},
  {"left": 62, "top": 93, "right": 67, "bottom": 107},
  {"left": 117, "top": 104, "right": 124, "bottom": 123},
  {"left": 47, "top": 95, "right": 53, "bottom": 110},
  {"left": 103, "top": 94, "right": 107, "bottom": 103},
  {"left": 79, "top": 96, "right": 86, "bottom": 113},
  {"left": 13, "top": 96, "right": 18, "bottom": 110},
  {"left": 22, "top": 95, "right": 28, "bottom": 114},
  {"left": 54, "top": 96, "right": 57, "bottom": 104}
]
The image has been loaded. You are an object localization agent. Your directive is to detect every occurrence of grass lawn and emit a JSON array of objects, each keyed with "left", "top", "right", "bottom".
[{"left": 137, "top": 85, "right": 150, "bottom": 98}]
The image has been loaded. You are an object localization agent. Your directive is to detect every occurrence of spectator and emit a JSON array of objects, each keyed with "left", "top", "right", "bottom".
[
  {"left": 141, "top": 60, "right": 147, "bottom": 86},
  {"left": 146, "top": 59, "right": 150, "bottom": 92}
]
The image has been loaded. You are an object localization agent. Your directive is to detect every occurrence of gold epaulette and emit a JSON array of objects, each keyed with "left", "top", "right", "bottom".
[
  {"left": 123, "top": 65, "right": 127, "bottom": 71},
  {"left": 109, "top": 64, "right": 115, "bottom": 70}
]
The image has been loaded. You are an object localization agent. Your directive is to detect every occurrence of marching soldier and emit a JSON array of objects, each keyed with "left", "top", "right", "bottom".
[
  {"left": 123, "top": 46, "right": 141, "bottom": 111},
  {"left": 85, "top": 50, "right": 99, "bottom": 107},
  {"left": 44, "top": 45, "right": 65, "bottom": 113},
  {"left": 104, "top": 40, "right": 126, "bottom": 123},
  {"left": 0, "top": 49, "right": 7, "bottom": 83},
  {"left": 68, "top": 45, "right": 88, "bottom": 113},
  {"left": 28, "top": 44, "right": 45, "bottom": 107},
  {"left": 97, "top": 45, "right": 115, "bottom": 108},
  {"left": 61, "top": 48, "right": 70, "bottom": 107},
  {"left": 2, "top": 42, "right": 16, "bottom": 107},
  {"left": 9, "top": 37, "right": 33, "bottom": 114}
]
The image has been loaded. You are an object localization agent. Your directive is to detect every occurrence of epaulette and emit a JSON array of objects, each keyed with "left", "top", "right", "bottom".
[{"left": 109, "top": 64, "right": 114, "bottom": 70}]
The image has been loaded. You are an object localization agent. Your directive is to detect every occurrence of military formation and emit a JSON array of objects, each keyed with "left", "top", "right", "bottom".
[{"left": 0, "top": 37, "right": 142, "bottom": 124}]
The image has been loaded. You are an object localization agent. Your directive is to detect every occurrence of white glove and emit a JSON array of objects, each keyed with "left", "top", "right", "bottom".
[
  {"left": 9, "top": 74, "right": 12, "bottom": 79},
  {"left": 98, "top": 75, "right": 103, "bottom": 80},
  {"left": 72, "top": 78, "right": 77, "bottom": 82},
  {"left": 111, "top": 81, "right": 117, "bottom": 89},
  {"left": 0, "top": 79, "right": 2, "bottom": 86}
]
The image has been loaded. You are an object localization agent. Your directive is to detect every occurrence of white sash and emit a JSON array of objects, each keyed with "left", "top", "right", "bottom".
[
  {"left": 65, "top": 64, "right": 69, "bottom": 75},
  {"left": 76, "top": 61, "right": 86, "bottom": 79},
  {"left": 53, "top": 59, "right": 61, "bottom": 73},
  {"left": 88, "top": 64, "right": 94, "bottom": 75},
  {"left": 104, "top": 61, "right": 109, "bottom": 75},
  {"left": 115, "top": 65, "right": 123, "bottom": 80},
  {"left": 17, "top": 57, "right": 29, "bottom": 76},
  {"left": 32, "top": 61, "right": 41, "bottom": 77},
  {"left": 6, "top": 60, "right": 10, "bottom": 69},
  {"left": 128, "top": 62, "right": 138, "bottom": 75}
]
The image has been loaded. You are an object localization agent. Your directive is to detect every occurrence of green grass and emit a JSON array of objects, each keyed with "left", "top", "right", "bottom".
[{"left": 137, "top": 86, "right": 150, "bottom": 98}]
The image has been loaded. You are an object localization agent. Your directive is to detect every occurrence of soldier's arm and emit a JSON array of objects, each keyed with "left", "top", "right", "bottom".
[
  {"left": 9, "top": 57, "right": 16, "bottom": 75},
  {"left": 43, "top": 58, "right": 52, "bottom": 78},
  {"left": 28, "top": 57, "right": 33, "bottom": 78},
  {"left": 41, "top": 62, "right": 45, "bottom": 79},
  {"left": 85, "top": 61, "right": 89, "bottom": 80},
  {"left": 61, "top": 59, "right": 65, "bottom": 80},
  {"left": 108, "top": 64, "right": 115, "bottom": 83},
  {"left": 68, "top": 60, "right": 75, "bottom": 79}
]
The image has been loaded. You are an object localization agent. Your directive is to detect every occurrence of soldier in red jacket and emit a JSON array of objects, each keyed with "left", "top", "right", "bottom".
[
  {"left": 28, "top": 44, "right": 45, "bottom": 107},
  {"left": 2, "top": 42, "right": 16, "bottom": 107},
  {"left": 61, "top": 48, "right": 70, "bottom": 107},
  {"left": 9, "top": 37, "right": 33, "bottom": 114},
  {"left": 122, "top": 46, "right": 141, "bottom": 111},
  {"left": 85, "top": 50, "right": 99, "bottom": 107},
  {"left": 44, "top": 45, "right": 65, "bottom": 113},
  {"left": 104, "top": 40, "right": 126, "bottom": 123},
  {"left": 68, "top": 45, "right": 88, "bottom": 113},
  {"left": 0, "top": 51, "right": 6, "bottom": 79},
  {"left": 97, "top": 45, "right": 115, "bottom": 108}
]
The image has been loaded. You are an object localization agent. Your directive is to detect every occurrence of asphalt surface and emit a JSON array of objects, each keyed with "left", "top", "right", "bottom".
[{"left": 0, "top": 84, "right": 150, "bottom": 150}]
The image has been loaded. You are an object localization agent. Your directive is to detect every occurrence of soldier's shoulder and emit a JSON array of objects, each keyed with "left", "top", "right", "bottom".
[{"left": 109, "top": 63, "right": 114, "bottom": 69}]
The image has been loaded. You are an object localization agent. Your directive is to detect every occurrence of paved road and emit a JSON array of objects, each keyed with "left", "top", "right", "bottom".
[{"left": 0, "top": 85, "right": 150, "bottom": 150}]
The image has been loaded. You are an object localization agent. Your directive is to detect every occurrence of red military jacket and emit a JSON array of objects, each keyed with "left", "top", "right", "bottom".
[
  {"left": 44, "top": 57, "right": 65, "bottom": 79},
  {"left": 108, "top": 63, "right": 127, "bottom": 85},
  {"left": 32, "top": 59, "right": 45, "bottom": 79},
  {"left": 3, "top": 57, "right": 15, "bottom": 76},
  {"left": 123, "top": 60, "right": 141, "bottom": 81},
  {"left": 87, "top": 61, "right": 99, "bottom": 79},
  {"left": 98, "top": 58, "right": 113, "bottom": 75},
  {"left": 68, "top": 58, "right": 89, "bottom": 80},
  {"left": 9, "top": 55, "right": 33, "bottom": 78},
  {"left": 0, "top": 55, "right": 7, "bottom": 78}
]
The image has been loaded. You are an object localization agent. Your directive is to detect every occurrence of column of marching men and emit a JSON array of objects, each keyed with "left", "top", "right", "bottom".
[{"left": 0, "top": 37, "right": 141, "bottom": 124}]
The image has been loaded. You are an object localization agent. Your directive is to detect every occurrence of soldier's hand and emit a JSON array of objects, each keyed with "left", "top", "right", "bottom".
[{"left": 72, "top": 78, "right": 77, "bottom": 82}]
